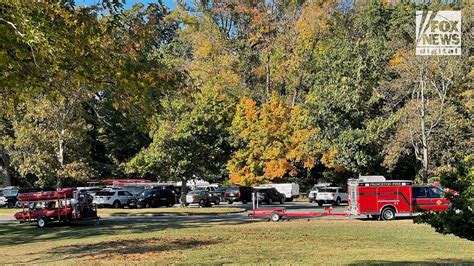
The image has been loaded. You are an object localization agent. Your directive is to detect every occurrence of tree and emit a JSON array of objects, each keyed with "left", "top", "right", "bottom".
[
  {"left": 415, "top": 158, "right": 474, "bottom": 240},
  {"left": 227, "top": 93, "right": 318, "bottom": 185},
  {"left": 126, "top": 88, "right": 233, "bottom": 205}
]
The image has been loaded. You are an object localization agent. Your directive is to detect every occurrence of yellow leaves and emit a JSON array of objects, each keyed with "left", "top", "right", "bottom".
[
  {"left": 389, "top": 50, "right": 406, "bottom": 66},
  {"left": 321, "top": 149, "right": 345, "bottom": 172},
  {"left": 228, "top": 95, "right": 320, "bottom": 185}
]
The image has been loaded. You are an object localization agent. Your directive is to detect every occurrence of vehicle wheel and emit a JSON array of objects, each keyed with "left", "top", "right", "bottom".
[
  {"left": 37, "top": 217, "right": 48, "bottom": 228},
  {"left": 267, "top": 198, "right": 273, "bottom": 205},
  {"left": 242, "top": 200, "right": 247, "bottom": 204},
  {"left": 7, "top": 202, "right": 14, "bottom": 208},
  {"left": 199, "top": 199, "right": 205, "bottom": 207},
  {"left": 145, "top": 203, "right": 150, "bottom": 208},
  {"left": 381, "top": 207, "right": 396, "bottom": 221},
  {"left": 113, "top": 201, "right": 122, "bottom": 209},
  {"left": 270, "top": 212, "right": 281, "bottom": 222},
  {"left": 280, "top": 197, "right": 285, "bottom": 204},
  {"left": 335, "top": 197, "right": 341, "bottom": 206},
  {"left": 317, "top": 201, "right": 323, "bottom": 207},
  {"left": 215, "top": 198, "right": 220, "bottom": 205}
]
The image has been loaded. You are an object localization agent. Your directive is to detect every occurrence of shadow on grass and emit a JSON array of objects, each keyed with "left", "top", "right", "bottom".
[
  {"left": 27, "top": 237, "right": 221, "bottom": 263},
  {"left": 0, "top": 217, "right": 256, "bottom": 247},
  {"left": 348, "top": 259, "right": 474, "bottom": 265}
]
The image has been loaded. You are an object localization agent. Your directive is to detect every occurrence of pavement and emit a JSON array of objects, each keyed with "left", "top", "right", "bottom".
[{"left": 0, "top": 201, "right": 352, "bottom": 224}]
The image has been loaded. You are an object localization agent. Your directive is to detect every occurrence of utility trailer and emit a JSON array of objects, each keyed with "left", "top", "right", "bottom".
[
  {"left": 14, "top": 188, "right": 99, "bottom": 228},
  {"left": 249, "top": 207, "right": 348, "bottom": 222}
]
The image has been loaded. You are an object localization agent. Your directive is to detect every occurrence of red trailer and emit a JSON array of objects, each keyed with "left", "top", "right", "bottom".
[
  {"left": 14, "top": 188, "right": 99, "bottom": 228},
  {"left": 348, "top": 177, "right": 450, "bottom": 220},
  {"left": 249, "top": 207, "right": 347, "bottom": 222}
]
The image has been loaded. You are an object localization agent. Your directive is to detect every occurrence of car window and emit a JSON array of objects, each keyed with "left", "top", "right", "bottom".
[
  {"left": 428, "top": 187, "right": 444, "bottom": 198},
  {"left": 117, "top": 191, "right": 128, "bottom": 196},
  {"left": 96, "top": 191, "right": 114, "bottom": 196},
  {"left": 413, "top": 187, "right": 429, "bottom": 198},
  {"left": 319, "top": 188, "right": 337, "bottom": 193},
  {"left": 140, "top": 190, "right": 152, "bottom": 197}
]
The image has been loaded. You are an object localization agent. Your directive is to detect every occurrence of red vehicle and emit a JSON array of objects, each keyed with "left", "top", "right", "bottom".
[
  {"left": 348, "top": 176, "right": 450, "bottom": 220},
  {"left": 14, "top": 188, "right": 99, "bottom": 228}
]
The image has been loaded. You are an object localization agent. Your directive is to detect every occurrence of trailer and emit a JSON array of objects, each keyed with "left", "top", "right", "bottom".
[
  {"left": 249, "top": 207, "right": 348, "bottom": 222},
  {"left": 14, "top": 188, "right": 99, "bottom": 228}
]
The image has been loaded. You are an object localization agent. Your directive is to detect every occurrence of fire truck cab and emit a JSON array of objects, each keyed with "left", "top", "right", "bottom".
[{"left": 348, "top": 176, "right": 449, "bottom": 220}]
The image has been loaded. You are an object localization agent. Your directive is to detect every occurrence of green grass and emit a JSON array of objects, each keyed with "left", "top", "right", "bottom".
[
  {"left": 0, "top": 218, "right": 472, "bottom": 264},
  {"left": 0, "top": 207, "right": 245, "bottom": 218}
]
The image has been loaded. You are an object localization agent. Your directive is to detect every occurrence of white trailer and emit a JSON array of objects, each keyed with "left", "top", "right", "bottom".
[{"left": 260, "top": 183, "right": 300, "bottom": 201}]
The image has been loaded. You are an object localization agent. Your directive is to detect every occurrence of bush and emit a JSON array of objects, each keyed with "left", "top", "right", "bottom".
[{"left": 415, "top": 161, "right": 473, "bottom": 240}]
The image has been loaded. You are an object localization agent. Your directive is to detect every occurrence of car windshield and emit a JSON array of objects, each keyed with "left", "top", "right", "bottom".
[
  {"left": 3, "top": 190, "right": 18, "bottom": 197},
  {"left": 140, "top": 190, "right": 152, "bottom": 197},
  {"left": 319, "top": 188, "right": 337, "bottom": 193},
  {"left": 96, "top": 191, "right": 115, "bottom": 196}
]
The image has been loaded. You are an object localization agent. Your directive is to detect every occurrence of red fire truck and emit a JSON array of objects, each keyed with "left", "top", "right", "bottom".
[{"left": 348, "top": 176, "right": 450, "bottom": 220}]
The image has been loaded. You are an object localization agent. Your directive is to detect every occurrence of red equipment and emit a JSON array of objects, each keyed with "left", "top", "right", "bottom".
[
  {"left": 14, "top": 188, "right": 99, "bottom": 228},
  {"left": 249, "top": 207, "right": 347, "bottom": 222},
  {"left": 348, "top": 177, "right": 450, "bottom": 220}
]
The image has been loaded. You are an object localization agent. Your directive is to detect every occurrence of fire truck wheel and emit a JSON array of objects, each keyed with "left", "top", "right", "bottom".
[
  {"left": 381, "top": 207, "right": 396, "bottom": 221},
  {"left": 270, "top": 212, "right": 281, "bottom": 222},
  {"left": 335, "top": 198, "right": 341, "bottom": 206},
  {"left": 37, "top": 217, "right": 48, "bottom": 228}
]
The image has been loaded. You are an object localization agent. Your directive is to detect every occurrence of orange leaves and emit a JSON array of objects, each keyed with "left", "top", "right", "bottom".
[{"left": 228, "top": 93, "right": 320, "bottom": 185}]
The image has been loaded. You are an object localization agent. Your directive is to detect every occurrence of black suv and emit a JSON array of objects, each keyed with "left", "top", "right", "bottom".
[
  {"left": 254, "top": 188, "right": 285, "bottom": 205},
  {"left": 225, "top": 186, "right": 253, "bottom": 204},
  {"left": 136, "top": 189, "right": 176, "bottom": 208}
]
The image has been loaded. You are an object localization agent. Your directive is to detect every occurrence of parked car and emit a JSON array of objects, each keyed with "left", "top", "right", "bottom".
[
  {"left": 136, "top": 189, "right": 176, "bottom": 208},
  {"left": 254, "top": 187, "right": 286, "bottom": 205},
  {"left": 92, "top": 189, "right": 134, "bottom": 208},
  {"left": 185, "top": 190, "right": 220, "bottom": 207},
  {"left": 308, "top": 183, "right": 331, "bottom": 203},
  {"left": 154, "top": 185, "right": 181, "bottom": 203},
  {"left": 194, "top": 185, "right": 225, "bottom": 202},
  {"left": 315, "top": 187, "right": 348, "bottom": 206},
  {"left": 225, "top": 186, "right": 253, "bottom": 204},
  {"left": 259, "top": 183, "right": 299, "bottom": 201}
]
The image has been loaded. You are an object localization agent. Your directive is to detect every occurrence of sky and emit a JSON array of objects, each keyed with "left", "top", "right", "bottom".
[{"left": 75, "top": 0, "right": 177, "bottom": 10}]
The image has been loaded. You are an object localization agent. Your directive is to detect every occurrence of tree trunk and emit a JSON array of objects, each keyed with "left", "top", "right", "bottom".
[
  {"left": 265, "top": 52, "right": 271, "bottom": 103},
  {"left": 57, "top": 130, "right": 65, "bottom": 188},
  {"left": 180, "top": 177, "right": 188, "bottom": 207},
  {"left": 420, "top": 78, "right": 429, "bottom": 184},
  {"left": 0, "top": 149, "right": 12, "bottom": 187}
]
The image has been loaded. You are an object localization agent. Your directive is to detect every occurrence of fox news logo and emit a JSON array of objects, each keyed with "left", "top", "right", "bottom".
[{"left": 416, "top": 11, "right": 461, "bottom": 55}]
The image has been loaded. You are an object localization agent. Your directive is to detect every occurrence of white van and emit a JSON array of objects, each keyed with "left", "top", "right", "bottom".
[{"left": 260, "top": 183, "right": 299, "bottom": 201}]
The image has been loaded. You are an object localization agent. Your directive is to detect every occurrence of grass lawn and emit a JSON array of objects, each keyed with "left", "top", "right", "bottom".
[
  {"left": 0, "top": 218, "right": 472, "bottom": 264},
  {"left": 0, "top": 207, "right": 245, "bottom": 218}
]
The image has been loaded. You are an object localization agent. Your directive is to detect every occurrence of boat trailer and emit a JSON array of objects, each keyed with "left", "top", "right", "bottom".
[{"left": 249, "top": 207, "right": 349, "bottom": 222}]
